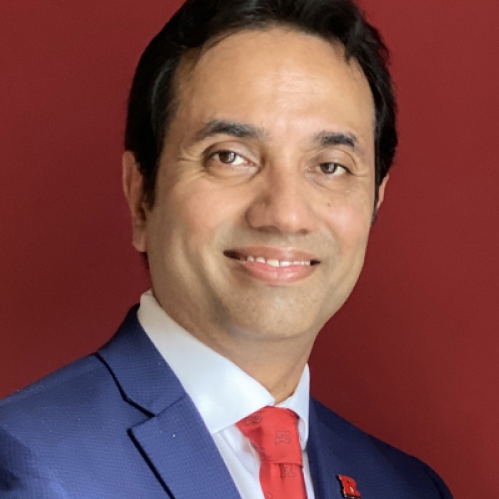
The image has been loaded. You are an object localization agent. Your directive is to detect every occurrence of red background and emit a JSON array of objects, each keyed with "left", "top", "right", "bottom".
[{"left": 1, "top": 1, "right": 498, "bottom": 497}]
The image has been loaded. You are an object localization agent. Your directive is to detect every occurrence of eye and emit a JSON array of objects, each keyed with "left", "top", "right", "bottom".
[
  {"left": 212, "top": 150, "right": 247, "bottom": 166},
  {"left": 318, "top": 162, "right": 349, "bottom": 176},
  {"left": 205, "top": 148, "right": 258, "bottom": 179}
]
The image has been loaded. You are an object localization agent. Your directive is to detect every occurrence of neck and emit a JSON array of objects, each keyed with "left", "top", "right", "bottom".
[
  {"left": 155, "top": 291, "right": 318, "bottom": 403},
  {"left": 218, "top": 340, "right": 312, "bottom": 403},
  {"left": 183, "top": 319, "right": 314, "bottom": 402}
]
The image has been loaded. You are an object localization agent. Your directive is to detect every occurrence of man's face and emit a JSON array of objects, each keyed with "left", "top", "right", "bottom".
[{"left": 128, "top": 28, "right": 386, "bottom": 346}]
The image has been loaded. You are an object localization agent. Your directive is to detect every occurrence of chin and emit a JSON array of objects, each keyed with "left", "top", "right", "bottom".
[{"left": 227, "top": 307, "right": 323, "bottom": 343}]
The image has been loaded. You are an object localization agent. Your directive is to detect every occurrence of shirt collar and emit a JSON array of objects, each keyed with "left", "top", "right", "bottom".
[{"left": 137, "top": 290, "right": 310, "bottom": 448}]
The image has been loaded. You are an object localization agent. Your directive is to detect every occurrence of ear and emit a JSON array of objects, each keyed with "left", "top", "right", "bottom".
[
  {"left": 376, "top": 174, "right": 389, "bottom": 211},
  {"left": 122, "top": 151, "right": 148, "bottom": 253},
  {"left": 371, "top": 174, "right": 389, "bottom": 226}
]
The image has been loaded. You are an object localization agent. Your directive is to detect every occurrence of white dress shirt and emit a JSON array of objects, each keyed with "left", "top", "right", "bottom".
[{"left": 137, "top": 290, "right": 316, "bottom": 499}]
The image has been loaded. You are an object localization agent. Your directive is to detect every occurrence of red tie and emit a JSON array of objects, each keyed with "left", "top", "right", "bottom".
[{"left": 236, "top": 406, "right": 308, "bottom": 499}]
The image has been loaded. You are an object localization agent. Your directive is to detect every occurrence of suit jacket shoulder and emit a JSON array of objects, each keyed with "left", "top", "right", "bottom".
[
  {"left": 0, "top": 354, "right": 121, "bottom": 497},
  {"left": 308, "top": 398, "right": 453, "bottom": 499},
  {"left": 0, "top": 348, "right": 161, "bottom": 497},
  {"left": 0, "top": 307, "right": 239, "bottom": 499}
]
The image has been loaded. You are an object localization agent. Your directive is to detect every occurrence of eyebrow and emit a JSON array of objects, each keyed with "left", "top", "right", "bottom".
[
  {"left": 313, "top": 130, "right": 361, "bottom": 153},
  {"left": 192, "top": 119, "right": 363, "bottom": 155},
  {"left": 193, "top": 119, "right": 268, "bottom": 142}
]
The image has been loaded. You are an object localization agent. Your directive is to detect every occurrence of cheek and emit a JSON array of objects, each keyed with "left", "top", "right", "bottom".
[
  {"left": 321, "top": 192, "right": 373, "bottom": 262},
  {"left": 169, "top": 182, "right": 242, "bottom": 246}
]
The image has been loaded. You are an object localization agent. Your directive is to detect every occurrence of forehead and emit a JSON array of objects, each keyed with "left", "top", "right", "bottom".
[{"left": 173, "top": 28, "right": 375, "bottom": 147}]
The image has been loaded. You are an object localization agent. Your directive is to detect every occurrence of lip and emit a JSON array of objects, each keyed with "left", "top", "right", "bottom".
[{"left": 224, "top": 246, "right": 320, "bottom": 286}]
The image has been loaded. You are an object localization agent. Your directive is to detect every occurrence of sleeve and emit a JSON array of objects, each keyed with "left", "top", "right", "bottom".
[{"left": 0, "top": 426, "right": 68, "bottom": 499}]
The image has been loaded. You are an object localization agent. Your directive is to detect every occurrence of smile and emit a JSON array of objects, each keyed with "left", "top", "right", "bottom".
[
  {"left": 224, "top": 248, "right": 320, "bottom": 286},
  {"left": 236, "top": 255, "right": 312, "bottom": 267}
]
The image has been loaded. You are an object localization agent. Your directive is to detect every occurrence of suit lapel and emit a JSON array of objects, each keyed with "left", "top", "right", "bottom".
[
  {"left": 97, "top": 307, "right": 241, "bottom": 499},
  {"left": 308, "top": 400, "right": 342, "bottom": 499},
  {"left": 131, "top": 395, "right": 241, "bottom": 499},
  {"left": 308, "top": 400, "right": 367, "bottom": 499},
  {"left": 308, "top": 399, "right": 440, "bottom": 499},
  {"left": 309, "top": 399, "right": 405, "bottom": 499}
]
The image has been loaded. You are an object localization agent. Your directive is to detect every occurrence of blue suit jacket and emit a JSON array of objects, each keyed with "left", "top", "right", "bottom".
[{"left": 0, "top": 307, "right": 452, "bottom": 498}]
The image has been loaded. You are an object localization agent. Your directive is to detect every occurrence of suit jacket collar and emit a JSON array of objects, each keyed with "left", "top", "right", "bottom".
[
  {"left": 308, "top": 400, "right": 351, "bottom": 499},
  {"left": 97, "top": 306, "right": 183, "bottom": 415},
  {"left": 309, "top": 398, "right": 389, "bottom": 499},
  {"left": 308, "top": 399, "right": 416, "bottom": 499},
  {"left": 97, "top": 307, "right": 242, "bottom": 499}
]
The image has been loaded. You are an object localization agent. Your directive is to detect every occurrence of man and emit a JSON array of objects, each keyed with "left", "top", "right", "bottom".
[{"left": 0, "top": 0, "right": 453, "bottom": 498}]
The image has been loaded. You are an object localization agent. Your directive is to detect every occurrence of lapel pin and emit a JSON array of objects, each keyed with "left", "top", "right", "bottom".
[{"left": 337, "top": 475, "right": 361, "bottom": 498}]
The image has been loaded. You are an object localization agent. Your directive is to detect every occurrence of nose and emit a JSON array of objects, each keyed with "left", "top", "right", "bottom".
[{"left": 245, "top": 165, "right": 318, "bottom": 235}]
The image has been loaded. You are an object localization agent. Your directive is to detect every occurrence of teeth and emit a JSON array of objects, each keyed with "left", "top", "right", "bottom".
[{"left": 245, "top": 256, "right": 313, "bottom": 267}]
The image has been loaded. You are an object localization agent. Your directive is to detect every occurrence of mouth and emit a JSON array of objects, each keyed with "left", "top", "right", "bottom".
[
  {"left": 223, "top": 247, "right": 320, "bottom": 286},
  {"left": 224, "top": 250, "right": 320, "bottom": 268}
]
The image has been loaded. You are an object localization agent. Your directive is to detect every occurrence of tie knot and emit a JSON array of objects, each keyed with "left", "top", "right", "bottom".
[{"left": 237, "top": 406, "right": 303, "bottom": 466}]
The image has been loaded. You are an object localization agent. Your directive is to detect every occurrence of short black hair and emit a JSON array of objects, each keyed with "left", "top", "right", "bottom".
[{"left": 125, "top": 0, "right": 397, "bottom": 208}]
